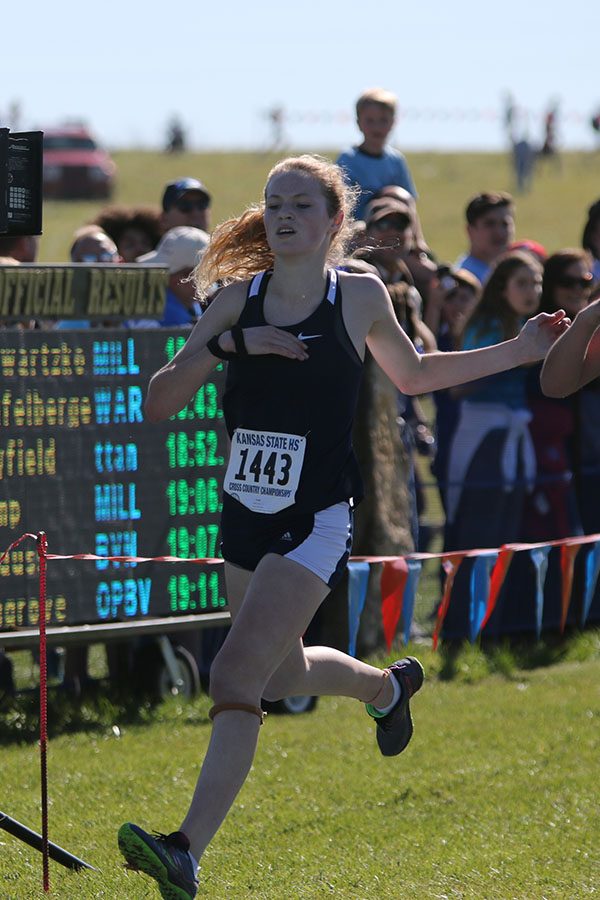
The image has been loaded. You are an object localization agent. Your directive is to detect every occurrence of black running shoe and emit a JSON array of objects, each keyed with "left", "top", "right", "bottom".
[
  {"left": 118, "top": 822, "right": 198, "bottom": 899},
  {"left": 370, "top": 656, "right": 424, "bottom": 757}
]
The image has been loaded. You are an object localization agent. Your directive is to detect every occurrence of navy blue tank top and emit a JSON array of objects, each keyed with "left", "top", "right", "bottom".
[{"left": 223, "top": 269, "right": 364, "bottom": 514}]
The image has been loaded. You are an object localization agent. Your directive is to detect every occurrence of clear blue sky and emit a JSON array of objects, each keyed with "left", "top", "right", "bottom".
[{"left": 4, "top": 0, "right": 599, "bottom": 153}]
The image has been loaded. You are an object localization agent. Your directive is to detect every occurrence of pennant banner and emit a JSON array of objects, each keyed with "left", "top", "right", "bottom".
[
  {"left": 582, "top": 541, "right": 600, "bottom": 627},
  {"left": 402, "top": 559, "right": 423, "bottom": 645},
  {"left": 7, "top": 528, "right": 600, "bottom": 661},
  {"left": 469, "top": 552, "right": 498, "bottom": 642},
  {"left": 381, "top": 559, "right": 408, "bottom": 652},
  {"left": 560, "top": 543, "right": 582, "bottom": 633},
  {"left": 347, "top": 561, "right": 370, "bottom": 657},
  {"left": 529, "top": 546, "right": 551, "bottom": 639},
  {"left": 432, "top": 554, "right": 465, "bottom": 650}
]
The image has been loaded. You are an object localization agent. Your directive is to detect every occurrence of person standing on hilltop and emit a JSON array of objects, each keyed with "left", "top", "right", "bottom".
[{"left": 336, "top": 87, "right": 417, "bottom": 221}]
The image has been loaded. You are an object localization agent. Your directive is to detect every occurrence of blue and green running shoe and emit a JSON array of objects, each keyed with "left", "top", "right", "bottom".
[
  {"left": 367, "top": 656, "right": 425, "bottom": 756},
  {"left": 118, "top": 822, "right": 198, "bottom": 899}
]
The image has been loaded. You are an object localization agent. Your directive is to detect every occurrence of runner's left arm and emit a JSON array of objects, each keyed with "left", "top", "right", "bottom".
[{"left": 363, "top": 276, "right": 569, "bottom": 395}]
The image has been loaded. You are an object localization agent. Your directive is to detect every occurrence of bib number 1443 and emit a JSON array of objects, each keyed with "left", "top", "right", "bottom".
[{"left": 224, "top": 429, "right": 306, "bottom": 514}]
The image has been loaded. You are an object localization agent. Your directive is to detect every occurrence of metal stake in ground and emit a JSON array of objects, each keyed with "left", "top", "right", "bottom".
[{"left": 0, "top": 812, "right": 97, "bottom": 871}]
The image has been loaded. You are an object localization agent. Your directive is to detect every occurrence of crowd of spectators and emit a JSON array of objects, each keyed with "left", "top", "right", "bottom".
[
  {"left": 334, "top": 89, "right": 598, "bottom": 554},
  {"left": 334, "top": 87, "right": 600, "bottom": 636}
]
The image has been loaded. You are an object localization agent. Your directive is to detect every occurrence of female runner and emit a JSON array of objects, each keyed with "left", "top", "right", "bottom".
[{"left": 118, "top": 155, "right": 568, "bottom": 899}]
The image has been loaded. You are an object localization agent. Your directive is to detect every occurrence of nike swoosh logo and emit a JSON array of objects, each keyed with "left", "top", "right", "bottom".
[{"left": 298, "top": 333, "right": 322, "bottom": 341}]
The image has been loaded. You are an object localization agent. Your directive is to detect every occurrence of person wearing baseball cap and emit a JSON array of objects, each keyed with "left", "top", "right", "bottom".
[
  {"left": 137, "top": 226, "right": 209, "bottom": 325},
  {"left": 364, "top": 195, "right": 438, "bottom": 302},
  {"left": 161, "top": 177, "right": 212, "bottom": 233},
  {"left": 364, "top": 197, "right": 415, "bottom": 255}
]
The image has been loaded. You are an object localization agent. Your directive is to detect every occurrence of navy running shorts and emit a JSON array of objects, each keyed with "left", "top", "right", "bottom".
[{"left": 220, "top": 496, "right": 353, "bottom": 588}]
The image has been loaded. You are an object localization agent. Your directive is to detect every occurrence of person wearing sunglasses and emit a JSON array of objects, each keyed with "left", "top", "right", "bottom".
[
  {"left": 517, "top": 250, "right": 593, "bottom": 624},
  {"left": 540, "top": 249, "right": 600, "bottom": 570},
  {"left": 161, "top": 177, "right": 212, "bottom": 233},
  {"left": 69, "top": 225, "right": 121, "bottom": 263},
  {"left": 541, "top": 249, "right": 593, "bottom": 321}
]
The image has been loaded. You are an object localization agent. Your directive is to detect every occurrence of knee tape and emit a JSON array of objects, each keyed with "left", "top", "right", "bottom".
[{"left": 208, "top": 703, "right": 266, "bottom": 725}]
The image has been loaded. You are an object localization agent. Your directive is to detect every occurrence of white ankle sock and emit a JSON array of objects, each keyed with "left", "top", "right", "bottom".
[{"left": 374, "top": 673, "right": 401, "bottom": 715}]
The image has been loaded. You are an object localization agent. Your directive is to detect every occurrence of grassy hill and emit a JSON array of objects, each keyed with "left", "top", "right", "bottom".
[{"left": 38, "top": 149, "right": 599, "bottom": 264}]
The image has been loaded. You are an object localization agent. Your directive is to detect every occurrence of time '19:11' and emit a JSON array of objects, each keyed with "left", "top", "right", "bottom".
[{"left": 167, "top": 572, "right": 227, "bottom": 612}]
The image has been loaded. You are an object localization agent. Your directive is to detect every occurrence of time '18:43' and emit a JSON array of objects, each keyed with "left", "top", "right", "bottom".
[{"left": 171, "top": 383, "right": 223, "bottom": 421}]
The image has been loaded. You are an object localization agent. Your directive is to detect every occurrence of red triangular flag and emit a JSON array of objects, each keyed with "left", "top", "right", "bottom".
[
  {"left": 480, "top": 548, "right": 515, "bottom": 630},
  {"left": 560, "top": 543, "right": 581, "bottom": 634},
  {"left": 380, "top": 559, "right": 409, "bottom": 652}
]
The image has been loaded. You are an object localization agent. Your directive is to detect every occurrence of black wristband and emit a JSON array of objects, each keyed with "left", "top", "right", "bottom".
[
  {"left": 230, "top": 324, "right": 248, "bottom": 357},
  {"left": 206, "top": 333, "right": 236, "bottom": 360}
]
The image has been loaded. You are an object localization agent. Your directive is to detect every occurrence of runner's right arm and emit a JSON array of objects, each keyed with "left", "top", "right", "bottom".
[{"left": 145, "top": 281, "right": 307, "bottom": 422}]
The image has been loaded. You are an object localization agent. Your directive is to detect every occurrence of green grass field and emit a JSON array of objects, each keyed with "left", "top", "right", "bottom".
[
  {"left": 3, "top": 151, "right": 599, "bottom": 898},
  {"left": 1, "top": 640, "right": 598, "bottom": 898}
]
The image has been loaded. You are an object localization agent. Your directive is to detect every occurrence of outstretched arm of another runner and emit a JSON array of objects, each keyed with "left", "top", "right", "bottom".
[
  {"left": 145, "top": 282, "right": 308, "bottom": 422},
  {"left": 361, "top": 274, "right": 570, "bottom": 395},
  {"left": 541, "top": 297, "right": 600, "bottom": 397}
]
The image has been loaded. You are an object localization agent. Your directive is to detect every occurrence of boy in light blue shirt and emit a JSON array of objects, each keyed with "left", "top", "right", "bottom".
[{"left": 336, "top": 87, "right": 417, "bottom": 221}]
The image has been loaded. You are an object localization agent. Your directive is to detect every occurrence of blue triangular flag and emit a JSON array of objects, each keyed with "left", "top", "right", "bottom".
[
  {"left": 529, "top": 546, "right": 550, "bottom": 638},
  {"left": 582, "top": 541, "right": 600, "bottom": 627},
  {"left": 402, "top": 559, "right": 423, "bottom": 645},
  {"left": 469, "top": 553, "right": 498, "bottom": 642},
  {"left": 347, "top": 562, "right": 370, "bottom": 657}
]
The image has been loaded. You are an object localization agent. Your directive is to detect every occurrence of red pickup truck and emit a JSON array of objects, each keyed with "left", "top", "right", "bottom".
[{"left": 43, "top": 126, "right": 116, "bottom": 200}]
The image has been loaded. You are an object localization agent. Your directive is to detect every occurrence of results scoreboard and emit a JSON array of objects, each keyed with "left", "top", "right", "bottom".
[{"left": 0, "top": 328, "right": 229, "bottom": 631}]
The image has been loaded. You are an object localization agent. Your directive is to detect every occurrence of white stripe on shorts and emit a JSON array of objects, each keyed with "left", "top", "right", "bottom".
[{"left": 284, "top": 501, "right": 352, "bottom": 585}]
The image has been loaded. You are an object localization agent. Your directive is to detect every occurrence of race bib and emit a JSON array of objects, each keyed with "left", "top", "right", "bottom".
[{"left": 224, "top": 429, "right": 306, "bottom": 514}]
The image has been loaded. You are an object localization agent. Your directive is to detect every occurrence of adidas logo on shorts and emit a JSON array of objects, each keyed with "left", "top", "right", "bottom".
[{"left": 281, "top": 532, "right": 293, "bottom": 541}]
